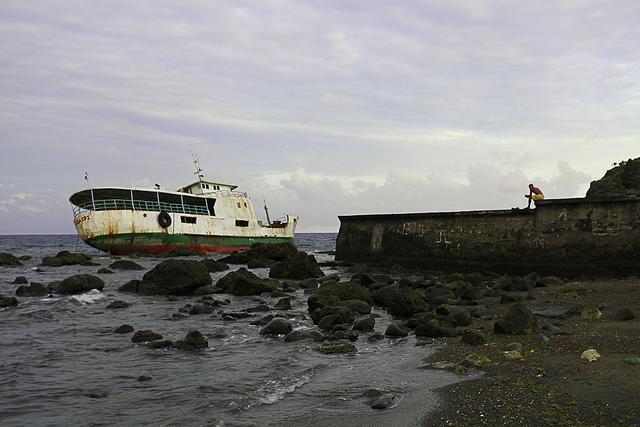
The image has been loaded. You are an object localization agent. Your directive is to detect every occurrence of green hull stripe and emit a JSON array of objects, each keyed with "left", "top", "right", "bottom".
[{"left": 85, "top": 232, "right": 294, "bottom": 254}]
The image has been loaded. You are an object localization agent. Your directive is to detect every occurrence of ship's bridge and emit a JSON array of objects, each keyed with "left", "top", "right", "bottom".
[{"left": 178, "top": 180, "right": 237, "bottom": 195}]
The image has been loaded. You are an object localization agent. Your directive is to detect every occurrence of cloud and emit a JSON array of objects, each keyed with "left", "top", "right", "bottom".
[{"left": 0, "top": 1, "right": 639, "bottom": 233}]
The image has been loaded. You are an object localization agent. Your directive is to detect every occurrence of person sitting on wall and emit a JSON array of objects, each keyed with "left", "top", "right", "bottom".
[{"left": 525, "top": 183, "right": 544, "bottom": 208}]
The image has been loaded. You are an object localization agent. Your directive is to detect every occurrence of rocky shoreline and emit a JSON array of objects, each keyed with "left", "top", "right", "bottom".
[
  {"left": 2, "top": 244, "right": 639, "bottom": 425},
  {"left": 422, "top": 276, "right": 640, "bottom": 426}
]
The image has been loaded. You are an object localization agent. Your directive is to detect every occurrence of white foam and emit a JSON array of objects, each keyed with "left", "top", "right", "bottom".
[
  {"left": 257, "top": 369, "right": 314, "bottom": 405},
  {"left": 69, "top": 289, "right": 105, "bottom": 305}
]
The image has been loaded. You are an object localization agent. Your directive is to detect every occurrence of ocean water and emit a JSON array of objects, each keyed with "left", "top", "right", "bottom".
[{"left": 0, "top": 234, "right": 459, "bottom": 426}]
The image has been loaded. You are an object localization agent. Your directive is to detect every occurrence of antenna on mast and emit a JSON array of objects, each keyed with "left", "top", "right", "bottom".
[
  {"left": 263, "top": 197, "right": 272, "bottom": 226},
  {"left": 192, "top": 152, "right": 204, "bottom": 182}
]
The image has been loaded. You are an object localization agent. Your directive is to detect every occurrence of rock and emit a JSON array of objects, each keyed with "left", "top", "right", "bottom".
[
  {"left": 15, "top": 282, "right": 48, "bottom": 297},
  {"left": 460, "top": 353, "right": 492, "bottom": 369},
  {"left": 0, "top": 252, "right": 23, "bottom": 266},
  {"left": 503, "top": 350, "right": 523, "bottom": 361},
  {"left": 0, "top": 293, "right": 19, "bottom": 307},
  {"left": 158, "top": 247, "right": 207, "bottom": 257},
  {"left": 18, "top": 255, "right": 32, "bottom": 261},
  {"left": 216, "top": 268, "right": 278, "bottom": 296},
  {"left": 370, "top": 395, "right": 395, "bottom": 410},
  {"left": 342, "top": 299, "right": 371, "bottom": 314},
  {"left": 610, "top": 308, "right": 635, "bottom": 321},
  {"left": 500, "top": 293, "right": 526, "bottom": 304},
  {"left": 209, "top": 327, "right": 228, "bottom": 338},
  {"left": 299, "top": 278, "right": 319, "bottom": 289},
  {"left": 200, "top": 259, "right": 229, "bottom": 272},
  {"left": 114, "top": 324, "right": 134, "bottom": 334},
  {"left": 373, "top": 286, "right": 427, "bottom": 318},
  {"left": 318, "top": 341, "right": 357, "bottom": 354},
  {"left": 385, "top": 323, "right": 409, "bottom": 338},
  {"left": 189, "top": 304, "right": 213, "bottom": 315},
  {"left": 494, "top": 303, "right": 538, "bottom": 335},
  {"left": 505, "top": 342, "right": 523, "bottom": 352},
  {"left": 353, "top": 316, "right": 375, "bottom": 332},
  {"left": 247, "top": 257, "right": 274, "bottom": 268},
  {"left": 274, "top": 298, "right": 291, "bottom": 310},
  {"left": 581, "top": 306, "right": 603, "bottom": 320},
  {"left": 281, "top": 281, "right": 300, "bottom": 292},
  {"left": 57, "top": 274, "right": 105, "bottom": 295},
  {"left": 246, "top": 304, "right": 270, "bottom": 313},
  {"left": 138, "top": 260, "right": 212, "bottom": 295},
  {"left": 118, "top": 280, "right": 141, "bottom": 293},
  {"left": 192, "top": 285, "right": 215, "bottom": 296},
  {"left": 220, "top": 243, "right": 298, "bottom": 265},
  {"left": 461, "top": 329, "right": 487, "bottom": 346},
  {"left": 137, "top": 375, "right": 153, "bottom": 382},
  {"left": 318, "top": 314, "right": 345, "bottom": 330},
  {"left": 147, "top": 340, "right": 174, "bottom": 349},
  {"left": 448, "top": 308, "right": 471, "bottom": 327},
  {"left": 12, "top": 276, "right": 28, "bottom": 284},
  {"left": 415, "top": 319, "right": 456, "bottom": 338},
  {"left": 41, "top": 251, "right": 91, "bottom": 267},
  {"left": 362, "top": 388, "right": 384, "bottom": 398},
  {"left": 269, "top": 252, "right": 324, "bottom": 280},
  {"left": 327, "top": 330, "right": 359, "bottom": 342},
  {"left": 109, "top": 260, "right": 145, "bottom": 270},
  {"left": 174, "top": 330, "right": 209, "bottom": 350},
  {"left": 97, "top": 268, "right": 113, "bottom": 274},
  {"left": 581, "top": 348, "right": 601, "bottom": 362},
  {"left": 250, "top": 314, "right": 285, "bottom": 326},
  {"left": 284, "top": 329, "right": 325, "bottom": 342},
  {"left": 260, "top": 318, "right": 293, "bottom": 335},
  {"left": 308, "top": 282, "right": 371, "bottom": 312},
  {"left": 131, "top": 330, "right": 163, "bottom": 343},
  {"left": 106, "top": 300, "right": 130, "bottom": 309},
  {"left": 368, "top": 333, "right": 385, "bottom": 342}
]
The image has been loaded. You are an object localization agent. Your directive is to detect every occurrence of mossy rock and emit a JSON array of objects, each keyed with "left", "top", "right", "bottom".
[
  {"left": 41, "top": 251, "right": 91, "bottom": 267},
  {"left": 138, "top": 260, "right": 212, "bottom": 295},
  {"left": 216, "top": 268, "right": 278, "bottom": 296},
  {"left": 0, "top": 252, "right": 22, "bottom": 266},
  {"left": 109, "top": 260, "right": 145, "bottom": 270},
  {"left": 57, "top": 274, "right": 105, "bottom": 295},
  {"left": 269, "top": 253, "right": 324, "bottom": 280}
]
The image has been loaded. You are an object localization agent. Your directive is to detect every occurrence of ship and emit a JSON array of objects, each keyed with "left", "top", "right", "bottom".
[{"left": 69, "top": 162, "right": 298, "bottom": 255}]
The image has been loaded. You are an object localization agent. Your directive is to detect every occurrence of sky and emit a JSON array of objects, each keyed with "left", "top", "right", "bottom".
[{"left": 1, "top": 0, "right": 639, "bottom": 234}]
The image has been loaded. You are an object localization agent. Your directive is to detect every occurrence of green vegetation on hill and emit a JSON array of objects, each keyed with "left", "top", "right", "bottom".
[{"left": 586, "top": 157, "right": 640, "bottom": 198}]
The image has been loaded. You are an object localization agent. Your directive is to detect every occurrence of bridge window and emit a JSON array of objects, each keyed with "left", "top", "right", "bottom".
[
  {"left": 181, "top": 216, "right": 197, "bottom": 224},
  {"left": 235, "top": 220, "right": 249, "bottom": 227}
]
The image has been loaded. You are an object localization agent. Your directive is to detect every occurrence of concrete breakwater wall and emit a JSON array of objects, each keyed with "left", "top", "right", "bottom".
[{"left": 336, "top": 198, "right": 640, "bottom": 271}]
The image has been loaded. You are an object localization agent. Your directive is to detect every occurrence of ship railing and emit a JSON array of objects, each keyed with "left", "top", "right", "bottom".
[
  {"left": 72, "top": 198, "right": 209, "bottom": 217},
  {"left": 200, "top": 190, "right": 247, "bottom": 198}
]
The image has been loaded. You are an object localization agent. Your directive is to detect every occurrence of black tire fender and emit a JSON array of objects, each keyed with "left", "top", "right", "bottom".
[{"left": 158, "top": 211, "right": 172, "bottom": 228}]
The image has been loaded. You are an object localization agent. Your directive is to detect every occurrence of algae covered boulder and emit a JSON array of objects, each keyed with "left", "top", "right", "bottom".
[
  {"left": 0, "top": 253, "right": 22, "bottom": 266},
  {"left": 138, "top": 259, "right": 212, "bottom": 295},
  {"left": 109, "top": 260, "right": 145, "bottom": 270},
  {"left": 586, "top": 157, "right": 640, "bottom": 199},
  {"left": 494, "top": 303, "right": 538, "bottom": 335},
  {"left": 220, "top": 243, "right": 298, "bottom": 266},
  {"left": 174, "top": 330, "right": 208, "bottom": 350},
  {"left": 42, "top": 251, "right": 92, "bottom": 267},
  {"left": 269, "top": 252, "right": 324, "bottom": 280},
  {"left": 57, "top": 274, "right": 105, "bottom": 294},
  {"left": 0, "top": 293, "right": 19, "bottom": 307},
  {"left": 15, "top": 283, "right": 48, "bottom": 297},
  {"left": 216, "top": 268, "right": 278, "bottom": 296}
]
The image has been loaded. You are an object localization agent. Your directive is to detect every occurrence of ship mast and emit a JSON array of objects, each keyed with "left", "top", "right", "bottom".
[
  {"left": 263, "top": 197, "right": 272, "bottom": 225},
  {"left": 192, "top": 153, "right": 204, "bottom": 183}
]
